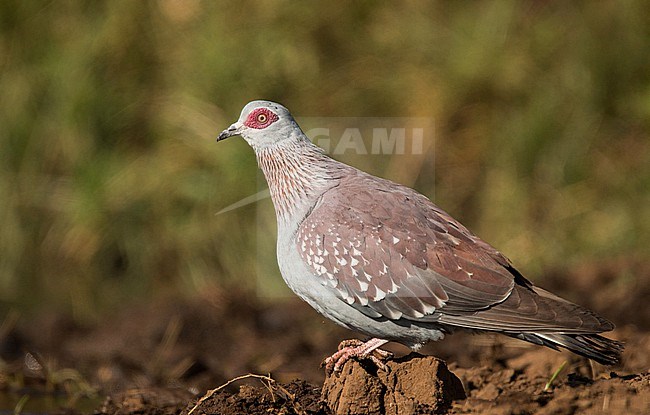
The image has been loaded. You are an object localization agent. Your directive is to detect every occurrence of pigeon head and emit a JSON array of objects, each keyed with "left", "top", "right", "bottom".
[{"left": 217, "top": 100, "right": 302, "bottom": 150}]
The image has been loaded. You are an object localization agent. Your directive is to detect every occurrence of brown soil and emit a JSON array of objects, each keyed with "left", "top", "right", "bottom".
[
  {"left": 1, "top": 259, "right": 649, "bottom": 414},
  {"left": 321, "top": 354, "right": 465, "bottom": 414}
]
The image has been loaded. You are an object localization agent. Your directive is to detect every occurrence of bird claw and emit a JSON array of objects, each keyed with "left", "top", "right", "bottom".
[{"left": 322, "top": 338, "right": 394, "bottom": 374}]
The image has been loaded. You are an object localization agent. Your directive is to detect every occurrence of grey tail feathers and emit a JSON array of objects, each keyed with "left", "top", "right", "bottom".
[{"left": 508, "top": 332, "right": 623, "bottom": 366}]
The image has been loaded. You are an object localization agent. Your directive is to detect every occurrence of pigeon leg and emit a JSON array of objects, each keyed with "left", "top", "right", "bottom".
[{"left": 323, "top": 338, "right": 392, "bottom": 373}]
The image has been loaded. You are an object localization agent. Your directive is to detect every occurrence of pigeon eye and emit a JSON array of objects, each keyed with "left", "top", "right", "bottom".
[{"left": 245, "top": 108, "right": 279, "bottom": 129}]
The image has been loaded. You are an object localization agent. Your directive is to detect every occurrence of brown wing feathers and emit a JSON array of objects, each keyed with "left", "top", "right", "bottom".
[{"left": 297, "top": 170, "right": 614, "bottom": 334}]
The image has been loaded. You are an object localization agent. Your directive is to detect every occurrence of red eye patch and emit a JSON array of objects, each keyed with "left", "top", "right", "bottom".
[{"left": 244, "top": 108, "right": 279, "bottom": 129}]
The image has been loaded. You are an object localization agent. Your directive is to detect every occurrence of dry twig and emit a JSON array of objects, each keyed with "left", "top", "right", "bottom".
[{"left": 187, "top": 373, "right": 305, "bottom": 415}]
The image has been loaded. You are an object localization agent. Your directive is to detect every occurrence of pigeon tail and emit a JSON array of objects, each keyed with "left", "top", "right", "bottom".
[{"left": 509, "top": 332, "right": 623, "bottom": 365}]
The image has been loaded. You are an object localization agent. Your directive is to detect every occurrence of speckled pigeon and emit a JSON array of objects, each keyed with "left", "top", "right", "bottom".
[{"left": 217, "top": 100, "right": 623, "bottom": 371}]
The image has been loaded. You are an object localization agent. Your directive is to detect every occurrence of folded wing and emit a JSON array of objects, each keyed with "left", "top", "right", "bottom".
[{"left": 296, "top": 170, "right": 613, "bottom": 335}]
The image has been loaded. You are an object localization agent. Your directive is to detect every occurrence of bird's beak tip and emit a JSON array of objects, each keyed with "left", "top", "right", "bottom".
[
  {"left": 216, "top": 130, "right": 230, "bottom": 142},
  {"left": 216, "top": 123, "right": 242, "bottom": 142}
]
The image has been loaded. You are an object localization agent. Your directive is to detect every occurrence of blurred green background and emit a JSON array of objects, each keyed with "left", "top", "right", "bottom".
[{"left": 1, "top": 0, "right": 649, "bottom": 322}]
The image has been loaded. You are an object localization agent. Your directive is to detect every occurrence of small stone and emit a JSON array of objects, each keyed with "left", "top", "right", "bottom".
[
  {"left": 474, "top": 383, "right": 500, "bottom": 401},
  {"left": 322, "top": 353, "right": 465, "bottom": 415}
]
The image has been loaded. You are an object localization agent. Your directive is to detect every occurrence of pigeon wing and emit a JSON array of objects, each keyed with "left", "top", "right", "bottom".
[
  {"left": 296, "top": 170, "right": 613, "bottom": 334},
  {"left": 296, "top": 170, "right": 516, "bottom": 320}
]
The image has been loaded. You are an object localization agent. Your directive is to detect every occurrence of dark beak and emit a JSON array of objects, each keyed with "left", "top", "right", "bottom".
[{"left": 217, "top": 122, "right": 243, "bottom": 141}]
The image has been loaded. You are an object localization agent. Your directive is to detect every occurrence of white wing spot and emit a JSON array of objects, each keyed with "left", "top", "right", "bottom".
[{"left": 373, "top": 286, "right": 387, "bottom": 301}]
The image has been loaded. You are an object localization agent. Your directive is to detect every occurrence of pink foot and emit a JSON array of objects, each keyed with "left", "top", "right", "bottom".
[{"left": 323, "top": 338, "right": 393, "bottom": 373}]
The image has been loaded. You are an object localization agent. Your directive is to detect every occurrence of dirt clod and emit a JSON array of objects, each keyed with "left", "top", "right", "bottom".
[{"left": 322, "top": 353, "right": 465, "bottom": 415}]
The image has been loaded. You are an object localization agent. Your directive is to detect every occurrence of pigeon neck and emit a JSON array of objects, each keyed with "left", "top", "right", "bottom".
[{"left": 256, "top": 138, "right": 340, "bottom": 223}]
